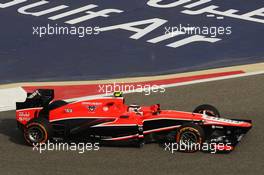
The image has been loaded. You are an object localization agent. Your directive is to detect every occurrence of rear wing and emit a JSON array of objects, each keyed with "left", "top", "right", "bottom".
[{"left": 16, "top": 89, "right": 54, "bottom": 110}]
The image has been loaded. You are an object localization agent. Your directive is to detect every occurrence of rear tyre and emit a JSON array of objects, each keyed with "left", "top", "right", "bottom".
[
  {"left": 176, "top": 124, "right": 205, "bottom": 153},
  {"left": 24, "top": 118, "right": 52, "bottom": 146},
  {"left": 193, "top": 104, "right": 220, "bottom": 117}
]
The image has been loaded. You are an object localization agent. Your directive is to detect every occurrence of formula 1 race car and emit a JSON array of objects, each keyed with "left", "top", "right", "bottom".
[{"left": 16, "top": 89, "right": 252, "bottom": 152}]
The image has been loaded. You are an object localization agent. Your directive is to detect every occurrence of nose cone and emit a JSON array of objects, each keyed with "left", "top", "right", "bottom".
[
  {"left": 239, "top": 119, "right": 252, "bottom": 128},
  {"left": 243, "top": 121, "right": 252, "bottom": 128}
]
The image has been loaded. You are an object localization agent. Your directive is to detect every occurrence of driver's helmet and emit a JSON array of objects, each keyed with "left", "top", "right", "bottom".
[{"left": 128, "top": 104, "right": 142, "bottom": 115}]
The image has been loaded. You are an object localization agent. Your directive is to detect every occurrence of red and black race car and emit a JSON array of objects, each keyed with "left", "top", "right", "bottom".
[{"left": 16, "top": 89, "right": 252, "bottom": 152}]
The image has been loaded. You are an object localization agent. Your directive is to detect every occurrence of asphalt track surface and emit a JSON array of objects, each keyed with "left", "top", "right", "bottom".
[
  {"left": 0, "top": 0, "right": 264, "bottom": 83},
  {"left": 0, "top": 74, "right": 263, "bottom": 175}
]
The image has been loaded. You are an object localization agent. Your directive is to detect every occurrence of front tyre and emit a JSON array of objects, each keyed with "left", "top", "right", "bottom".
[
  {"left": 176, "top": 124, "right": 205, "bottom": 153},
  {"left": 24, "top": 118, "right": 52, "bottom": 146}
]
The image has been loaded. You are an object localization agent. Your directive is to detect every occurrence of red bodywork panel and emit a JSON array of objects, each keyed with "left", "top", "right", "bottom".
[{"left": 16, "top": 107, "right": 42, "bottom": 125}]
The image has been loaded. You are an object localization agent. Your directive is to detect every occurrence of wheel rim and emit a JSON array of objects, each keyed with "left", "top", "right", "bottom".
[
  {"left": 27, "top": 126, "right": 44, "bottom": 143},
  {"left": 180, "top": 131, "right": 198, "bottom": 144}
]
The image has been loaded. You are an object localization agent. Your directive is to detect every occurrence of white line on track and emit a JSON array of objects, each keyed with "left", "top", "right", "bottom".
[
  {"left": 0, "top": 87, "right": 27, "bottom": 112},
  {"left": 162, "top": 70, "right": 264, "bottom": 89}
]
